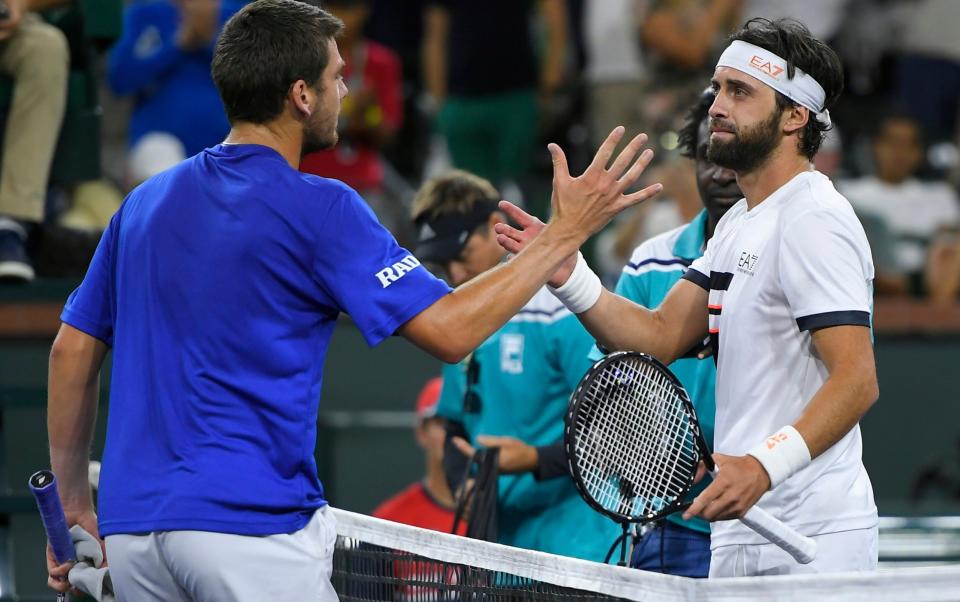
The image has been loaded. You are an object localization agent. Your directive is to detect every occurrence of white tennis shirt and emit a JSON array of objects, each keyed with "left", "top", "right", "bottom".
[{"left": 682, "top": 170, "right": 879, "bottom": 548}]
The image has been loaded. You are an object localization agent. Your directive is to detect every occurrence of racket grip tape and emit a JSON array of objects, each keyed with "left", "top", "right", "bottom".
[
  {"left": 740, "top": 505, "right": 817, "bottom": 564},
  {"left": 28, "top": 470, "right": 76, "bottom": 564}
]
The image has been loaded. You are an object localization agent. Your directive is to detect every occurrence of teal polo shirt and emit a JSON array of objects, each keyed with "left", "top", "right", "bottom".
[{"left": 590, "top": 210, "right": 716, "bottom": 535}]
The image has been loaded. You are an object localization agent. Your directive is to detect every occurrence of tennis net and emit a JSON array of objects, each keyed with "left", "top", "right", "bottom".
[{"left": 330, "top": 508, "right": 960, "bottom": 602}]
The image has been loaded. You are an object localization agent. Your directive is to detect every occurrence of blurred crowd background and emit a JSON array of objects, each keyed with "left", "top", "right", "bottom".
[{"left": 1, "top": 0, "right": 959, "bottom": 301}]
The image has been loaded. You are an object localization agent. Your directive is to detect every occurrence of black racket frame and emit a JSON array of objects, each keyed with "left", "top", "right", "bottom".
[{"left": 564, "top": 350, "right": 715, "bottom": 525}]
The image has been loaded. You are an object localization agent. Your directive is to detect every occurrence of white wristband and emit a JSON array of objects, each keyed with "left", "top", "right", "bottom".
[
  {"left": 548, "top": 252, "right": 602, "bottom": 314},
  {"left": 747, "top": 425, "right": 811, "bottom": 489}
]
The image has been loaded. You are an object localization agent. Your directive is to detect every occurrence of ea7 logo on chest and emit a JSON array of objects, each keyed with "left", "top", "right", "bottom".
[
  {"left": 737, "top": 250, "right": 760, "bottom": 276},
  {"left": 375, "top": 255, "right": 422, "bottom": 288}
]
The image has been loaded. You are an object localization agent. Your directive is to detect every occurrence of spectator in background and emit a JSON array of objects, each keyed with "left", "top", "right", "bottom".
[
  {"left": 927, "top": 230, "right": 960, "bottom": 306},
  {"left": 895, "top": 0, "right": 960, "bottom": 147},
  {"left": 364, "top": 0, "right": 430, "bottom": 183},
  {"left": 411, "top": 170, "right": 620, "bottom": 561},
  {"left": 840, "top": 111, "right": 960, "bottom": 297},
  {"left": 299, "top": 0, "right": 410, "bottom": 244},
  {"left": 108, "top": 0, "right": 244, "bottom": 185},
  {"left": 593, "top": 160, "right": 700, "bottom": 284},
  {"left": 422, "top": 0, "right": 568, "bottom": 195},
  {"left": 582, "top": 0, "right": 646, "bottom": 151},
  {"left": 0, "top": 0, "right": 69, "bottom": 282},
  {"left": 742, "top": 0, "right": 848, "bottom": 41},
  {"left": 373, "top": 377, "right": 466, "bottom": 534},
  {"left": 639, "top": 0, "right": 741, "bottom": 145}
]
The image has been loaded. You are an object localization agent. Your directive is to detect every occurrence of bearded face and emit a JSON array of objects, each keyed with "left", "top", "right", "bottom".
[
  {"left": 707, "top": 105, "right": 784, "bottom": 173},
  {"left": 300, "top": 91, "right": 339, "bottom": 157}
]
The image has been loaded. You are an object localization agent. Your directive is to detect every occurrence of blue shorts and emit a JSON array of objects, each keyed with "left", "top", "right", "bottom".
[{"left": 630, "top": 521, "right": 710, "bottom": 578}]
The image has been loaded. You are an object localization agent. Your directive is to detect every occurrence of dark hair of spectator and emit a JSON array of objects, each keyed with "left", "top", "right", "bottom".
[
  {"left": 871, "top": 107, "right": 925, "bottom": 144},
  {"left": 729, "top": 18, "right": 844, "bottom": 160},
  {"left": 678, "top": 90, "right": 716, "bottom": 159},
  {"left": 212, "top": 0, "right": 344, "bottom": 125}
]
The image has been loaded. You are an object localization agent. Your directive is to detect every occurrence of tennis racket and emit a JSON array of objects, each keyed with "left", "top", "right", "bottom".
[
  {"left": 30, "top": 470, "right": 75, "bottom": 602},
  {"left": 564, "top": 351, "right": 817, "bottom": 564}
]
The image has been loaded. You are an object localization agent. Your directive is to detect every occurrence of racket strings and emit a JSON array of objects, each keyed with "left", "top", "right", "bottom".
[{"left": 573, "top": 356, "right": 700, "bottom": 519}]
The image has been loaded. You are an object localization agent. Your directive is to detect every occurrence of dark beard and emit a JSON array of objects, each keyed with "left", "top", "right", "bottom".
[
  {"left": 301, "top": 125, "right": 338, "bottom": 157},
  {"left": 706, "top": 107, "right": 783, "bottom": 173}
]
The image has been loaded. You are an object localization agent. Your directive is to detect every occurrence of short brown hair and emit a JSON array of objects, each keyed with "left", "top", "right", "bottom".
[{"left": 212, "top": 0, "right": 344, "bottom": 125}]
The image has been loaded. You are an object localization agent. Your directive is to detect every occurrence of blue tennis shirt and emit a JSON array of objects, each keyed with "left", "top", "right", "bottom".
[{"left": 62, "top": 143, "right": 451, "bottom": 537}]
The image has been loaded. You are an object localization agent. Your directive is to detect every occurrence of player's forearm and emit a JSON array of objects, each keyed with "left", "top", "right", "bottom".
[
  {"left": 402, "top": 223, "right": 581, "bottom": 363},
  {"left": 578, "top": 281, "right": 708, "bottom": 364},
  {"left": 794, "top": 364, "right": 878, "bottom": 460},
  {"left": 47, "top": 326, "right": 106, "bottom": 511},
  {"left": 578, "top": 290, "right": 668, "bottom": 357}
]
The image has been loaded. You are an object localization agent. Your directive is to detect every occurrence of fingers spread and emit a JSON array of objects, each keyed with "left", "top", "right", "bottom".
[
  {"left": 496, "top": 234, "right": 524, "bottom": 255},
  {"left": 617, "top": 148, "right": 656, "bottom": 193},
  {"left": 587, "top": 126, "right": 625, "bottom": 173},
  {"left": 548, "top": 143, "right": 570, "bottom": 181},
  {"left": 606, "top": 132, "right": 648, "bottom": 179},
  {"left": 497, "top": 200, "right": 536, "bottom": 227},
  {"left": 620, "top": 183, "right": 664, "bottom": 209}
]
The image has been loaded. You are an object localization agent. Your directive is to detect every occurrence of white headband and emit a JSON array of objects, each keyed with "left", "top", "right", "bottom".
[{"left": 716, "top": 40, "right": 831, "bottom": 127}]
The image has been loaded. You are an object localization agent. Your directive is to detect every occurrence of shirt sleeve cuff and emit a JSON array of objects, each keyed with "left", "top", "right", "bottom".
[
  {"left": 795, "top": 310, "right": 871, "bottom": 332},
  {"left": 682, "top": 268, "right": 710, "bottom": 291},
  {"left": 60, "top": 310, "right": 113, "bottom": 346},
  {"left": 533, "top": 442, "right": 568, "bottom": 481}
]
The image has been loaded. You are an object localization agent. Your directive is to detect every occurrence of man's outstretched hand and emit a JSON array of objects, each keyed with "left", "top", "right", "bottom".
[{"left": 495, "top": 127, "right": 662, "bottom": 286}]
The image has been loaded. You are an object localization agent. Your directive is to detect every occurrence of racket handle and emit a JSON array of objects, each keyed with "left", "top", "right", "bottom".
[
  {"left": 29, "top": 470, "right": 76, "bottom": 564},
  {"left": 740, "top": 505, "right": 817, "bottom": 564}
]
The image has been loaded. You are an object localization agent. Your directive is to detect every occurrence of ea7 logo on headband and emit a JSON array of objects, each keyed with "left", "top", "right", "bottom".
[
  {"left": 375, "top": 255, "right": 422, "bottom": 288},
  {"left": 749, "top": 55, "right": 784, "bottom": 79}
]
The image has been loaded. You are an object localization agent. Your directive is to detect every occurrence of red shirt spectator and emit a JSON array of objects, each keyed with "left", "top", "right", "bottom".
[
  {"left": 300, "top": 40, "right": 402, "bottom": 192},
  {"left": 372, "top": 377, "right": 466, "bottom": 536},
  {"left": 373, "top": 481, "right": 466, "bottom": 535}
]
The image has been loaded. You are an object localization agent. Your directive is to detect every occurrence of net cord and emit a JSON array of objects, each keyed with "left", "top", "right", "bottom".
[{"left": 332, "top": 508, "right": 960, "bottom": 602}]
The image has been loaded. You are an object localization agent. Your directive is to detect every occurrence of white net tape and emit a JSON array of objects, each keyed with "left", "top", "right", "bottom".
[{"left": 331, "top": 508, "right": 960, "bottom": 602}]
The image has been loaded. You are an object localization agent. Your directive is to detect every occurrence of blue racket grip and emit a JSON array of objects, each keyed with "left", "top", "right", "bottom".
[{"left": 29, "top": 470, "right": 76, "bottom": 564}]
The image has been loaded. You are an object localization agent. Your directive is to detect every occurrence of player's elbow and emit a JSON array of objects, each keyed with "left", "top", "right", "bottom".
[
  {"left": 852, "top": 367, "right": 879, "bottom": 418},
  {"left": 50, "top": 328, "right": 86, "bottom": 364},
  {"left": 862, "top": 376, "right": 880, "bottom": 412},
  {"left": 432, "top": 344, "right": 469, "bottom": 365}
]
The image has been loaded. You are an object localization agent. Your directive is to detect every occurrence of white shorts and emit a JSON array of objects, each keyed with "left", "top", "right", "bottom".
[
  {"left": 105, "top": 506, "right": 339, "bottom": 602},
  {"left": 709, "top": 526, "right": 878, "bottom": 578}
]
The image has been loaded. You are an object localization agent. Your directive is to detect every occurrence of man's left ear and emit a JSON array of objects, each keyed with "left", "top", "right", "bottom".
[
  {"left": 291, "top": 80, "right": 314, "bottom": 118},
  {"left": 783, "top": 104, "right": 809, "bottom": 136}
]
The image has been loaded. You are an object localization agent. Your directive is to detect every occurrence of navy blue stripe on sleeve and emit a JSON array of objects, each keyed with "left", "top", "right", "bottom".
[
  {"left": 627, "top": 257, "right": 692, "bottom": 270},
  {"left": 796, "top": 310, "right": 871, "bottom": 332},
  {"left": 682, "top": 269, "right": 710, "bottom": 291}
]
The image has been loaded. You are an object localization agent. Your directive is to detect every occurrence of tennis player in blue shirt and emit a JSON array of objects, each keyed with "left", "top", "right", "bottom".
[{"left": 43, "top": 1, "right": 663, "bottom": 599}]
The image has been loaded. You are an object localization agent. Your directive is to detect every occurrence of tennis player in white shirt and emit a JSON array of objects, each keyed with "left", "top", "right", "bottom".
[{"left": 496, "top": 17, "right": 879, "bottom": 577}]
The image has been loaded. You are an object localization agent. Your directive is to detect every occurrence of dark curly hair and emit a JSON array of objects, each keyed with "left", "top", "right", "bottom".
[
  {"left": 729, "top": 18, "right": 844, "bottom": 160},
  {"left": 677, "top": 89, "right": 716, "bottom": 159}
]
